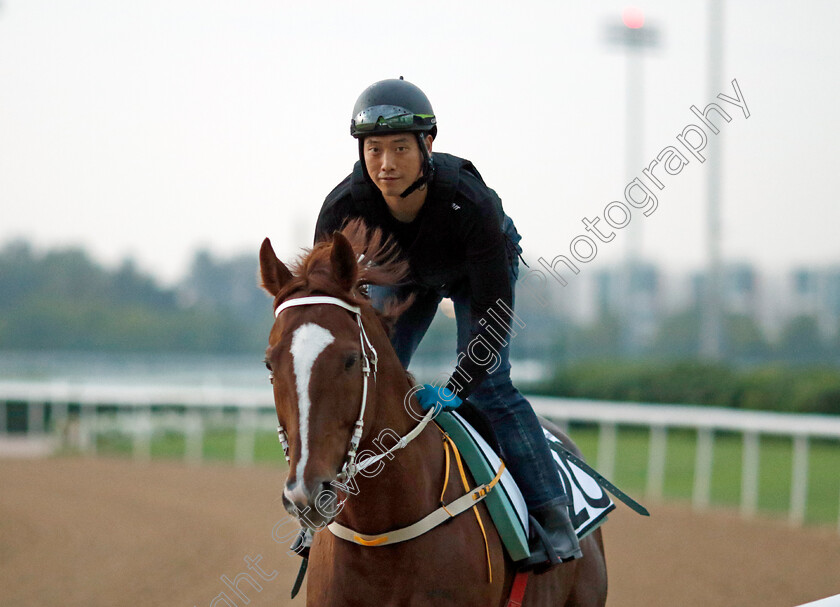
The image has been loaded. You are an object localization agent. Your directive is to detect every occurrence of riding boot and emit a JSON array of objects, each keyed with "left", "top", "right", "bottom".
[{"left": 519, "top": 502, "right": 582, "bottom": 573}]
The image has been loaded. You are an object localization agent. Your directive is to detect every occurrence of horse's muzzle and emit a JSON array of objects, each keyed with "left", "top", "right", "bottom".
[{"left": 283, "top": 478, "right": 340, "bottom": 529}]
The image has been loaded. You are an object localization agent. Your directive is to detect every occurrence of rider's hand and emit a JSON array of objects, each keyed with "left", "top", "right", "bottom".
[{"left": 415, "top": 384, "right": 462, "bottom": 415}]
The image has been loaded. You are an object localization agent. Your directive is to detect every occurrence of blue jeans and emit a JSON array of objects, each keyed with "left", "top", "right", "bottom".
[{"left": 369, "top": 221, "right": 568, "bottom": 510}]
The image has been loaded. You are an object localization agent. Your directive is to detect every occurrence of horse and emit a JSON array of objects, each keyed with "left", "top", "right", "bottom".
[{"left": 259, "top": 219, "right": 607, "bottom": 606}]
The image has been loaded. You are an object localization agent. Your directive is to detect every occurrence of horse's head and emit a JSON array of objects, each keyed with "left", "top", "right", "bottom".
[{"left": 259, "top": 220, "right": 409, "bottom": 528}]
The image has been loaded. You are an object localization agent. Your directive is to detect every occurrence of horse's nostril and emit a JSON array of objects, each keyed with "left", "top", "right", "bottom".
[
  {"left": 284, "top": 478, "right": 337, "bottom": 518},
  {"left": 284, "top": 479, "right": 309, "bottom": 510}
]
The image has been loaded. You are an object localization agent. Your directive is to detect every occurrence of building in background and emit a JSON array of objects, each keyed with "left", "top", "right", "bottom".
[{"left": 787, "top": 267, "right": 840, "bottom": 339}]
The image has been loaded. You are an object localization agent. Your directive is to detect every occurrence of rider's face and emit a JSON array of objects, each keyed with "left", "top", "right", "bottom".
[{"left": 362, "top": 133, "right": 432, "bottom": 199}]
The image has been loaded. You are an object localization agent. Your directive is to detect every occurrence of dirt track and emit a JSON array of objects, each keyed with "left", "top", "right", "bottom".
[{"left": 1, "top": 457, "right": 838, "bottom": 606}]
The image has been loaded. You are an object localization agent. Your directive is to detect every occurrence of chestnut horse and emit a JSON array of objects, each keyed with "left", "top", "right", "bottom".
[{"left": 259, "top": 220, "right": 607, "bottom": 606}]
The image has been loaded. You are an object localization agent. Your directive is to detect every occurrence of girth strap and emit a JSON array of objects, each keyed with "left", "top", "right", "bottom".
[{"left": 505, "top": 571, "right": 530, "bottom": 607}]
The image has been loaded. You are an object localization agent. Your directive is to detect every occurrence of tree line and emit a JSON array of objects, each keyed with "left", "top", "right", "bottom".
[
  {"left": 2, "top": 239, "right": 837, "bottom": 413},
  {"left": 3, "top": 239, "right": 838, "bottom": 363},
  {"left": 524, "top": 359, "right": 840, "bottom": 415},
  {"left": 0, "top": 240, "right": 272, "bottom": 352}
]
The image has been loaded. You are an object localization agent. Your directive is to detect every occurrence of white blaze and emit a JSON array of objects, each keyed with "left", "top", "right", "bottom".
[{"left": 289, "top": 322, "right": 335, "bottom": 490}]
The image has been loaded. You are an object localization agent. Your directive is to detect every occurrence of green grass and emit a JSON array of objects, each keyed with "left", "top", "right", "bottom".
[
  {"left": 805, "top": 438, "right": 840, "bottom": 523},
  {"left": 85, "top": 423, "right": 839, "bottom": 526},
  {"left": 710, "top": 432, "right": 742, "bottom": 506},
  {"left": 91, "top": 427, "right": 287, "bottom": 468},
  {"left": 150, "top": 431, "right": 187, "bottom": 458},
  {"left": 201, "top": 427, "right": 237, "bottom": 461},
  {"left": 95, "top": 431, "right": 133, "bottom": 458}
]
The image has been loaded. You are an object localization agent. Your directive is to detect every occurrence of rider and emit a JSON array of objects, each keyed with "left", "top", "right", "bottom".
[{"left": 313, "top": 77, "right": 581, "bottom": 571}]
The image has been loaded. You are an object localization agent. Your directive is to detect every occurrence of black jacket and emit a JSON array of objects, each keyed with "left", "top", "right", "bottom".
[{"left": 314, "top": 152, "right": 520, "bottom": 398}]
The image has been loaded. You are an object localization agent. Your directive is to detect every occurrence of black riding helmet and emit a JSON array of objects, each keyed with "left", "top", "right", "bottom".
[{"left": 350, "top": 77, "right": 437, "bottom": 198}]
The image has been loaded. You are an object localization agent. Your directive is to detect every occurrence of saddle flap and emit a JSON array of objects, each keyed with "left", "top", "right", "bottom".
[{"left": 435, "top": 411, "right": 531, "bottom": 562}]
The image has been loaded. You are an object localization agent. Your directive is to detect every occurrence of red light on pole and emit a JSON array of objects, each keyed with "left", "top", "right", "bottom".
[{"left": 622, "top": 7, "right": 645, "bottom": 29}]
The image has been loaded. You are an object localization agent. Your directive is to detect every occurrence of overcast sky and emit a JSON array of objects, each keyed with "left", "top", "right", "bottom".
[{"left": 1, "top": 0, "right": 838, "bottom": 284}]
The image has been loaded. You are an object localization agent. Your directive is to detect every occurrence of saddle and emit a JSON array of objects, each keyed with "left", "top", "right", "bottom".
[{"left": 434, "top": 409, "right": 616, "bottom": 563}]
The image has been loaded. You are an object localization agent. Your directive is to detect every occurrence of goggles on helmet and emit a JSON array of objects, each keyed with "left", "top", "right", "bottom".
[{"left": 351, "top": 104, "right": 435, "bottom": 135}]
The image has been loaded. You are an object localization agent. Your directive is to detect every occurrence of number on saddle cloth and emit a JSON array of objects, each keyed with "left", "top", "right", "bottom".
[{"left": 436, "top": 410, "right": 619, "bottom": 557}]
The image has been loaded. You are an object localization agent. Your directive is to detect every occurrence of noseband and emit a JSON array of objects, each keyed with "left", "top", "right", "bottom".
[{"left": 273, "top": 295, "right": 434, "bottom": 483}]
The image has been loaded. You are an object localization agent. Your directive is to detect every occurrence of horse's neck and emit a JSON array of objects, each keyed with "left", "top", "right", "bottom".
[{"left": 335, "top": 354, "right": 444, "bottom": 533}]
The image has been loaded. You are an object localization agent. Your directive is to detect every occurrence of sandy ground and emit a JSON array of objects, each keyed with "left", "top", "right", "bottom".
[{"left": 1, "top": 457, "right": 838, "bottom": 607}]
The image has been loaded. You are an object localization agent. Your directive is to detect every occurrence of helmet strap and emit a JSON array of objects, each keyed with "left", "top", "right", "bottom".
[
  {"left": 358, "top": 138, "right": 374, "bottom": 184},
  {"left": 399, "top": 132, "right": 435, "bottom": 199}
]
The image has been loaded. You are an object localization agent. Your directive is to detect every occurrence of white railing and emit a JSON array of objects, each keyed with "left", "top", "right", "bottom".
[
  {"left": 2, "top": 382, "right": 840, "bottom": 529},
  {"left": 0, "top": 381, "right": 276, "bottom": 465},
  {"left": 530, "top": 396, "right": 840, "bottom": 530}
]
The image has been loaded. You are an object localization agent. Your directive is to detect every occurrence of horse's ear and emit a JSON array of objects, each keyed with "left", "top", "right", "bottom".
[
  {"left": 259, "top": 238, "right": 293, "bottom": 297},
  {"left": 330, "top": 231, "right": 358, "bottom": 293}
]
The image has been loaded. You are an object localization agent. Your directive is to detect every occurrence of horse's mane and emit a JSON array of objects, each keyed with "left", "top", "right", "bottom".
[{"left": 275, "top": 218, "right": 415, "bottom": 331}]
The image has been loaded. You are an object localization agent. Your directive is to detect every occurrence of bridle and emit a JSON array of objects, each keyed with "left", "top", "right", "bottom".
[
  {"left": 272, "top": 294, "right": 502, "bottom": 583},
  {"left": 272, "top": 295, "right": 433, "bottom": 483}
]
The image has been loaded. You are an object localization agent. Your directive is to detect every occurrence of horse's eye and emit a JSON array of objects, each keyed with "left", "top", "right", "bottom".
[
  {"left": 264, "top": 359, "right": 275, "bottom": 384},
  {"left": 344, "top": 353, "right": 358, "bottom": 370}
]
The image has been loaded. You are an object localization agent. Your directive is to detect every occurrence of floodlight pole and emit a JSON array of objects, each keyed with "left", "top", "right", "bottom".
[
  {"left": 624, "top": 44, "right": 644, "bottom": 355},
  {"left": 700, "top": 0, "right": 724, "bottom": 360},
  {"left": 605, "top": 11, "right": 660, "bottom": 354}
]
